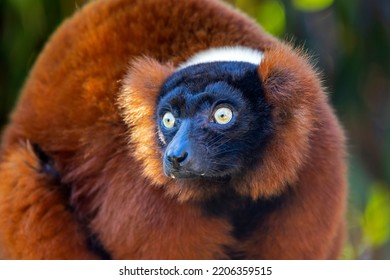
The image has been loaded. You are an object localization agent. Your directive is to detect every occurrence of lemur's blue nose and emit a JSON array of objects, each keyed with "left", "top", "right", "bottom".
[{"left": 164, "top": 120, "right": 192, "bottom": 172}]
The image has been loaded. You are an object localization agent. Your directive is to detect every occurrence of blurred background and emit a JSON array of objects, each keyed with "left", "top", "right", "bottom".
[{"left": 0, "top": 0, "right": 389, "bottom": 259}]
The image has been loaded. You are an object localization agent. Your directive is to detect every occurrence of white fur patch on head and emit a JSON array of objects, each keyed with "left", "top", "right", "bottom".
[{"left": 178, "top": 46, "right": 264, "bottom": 70}]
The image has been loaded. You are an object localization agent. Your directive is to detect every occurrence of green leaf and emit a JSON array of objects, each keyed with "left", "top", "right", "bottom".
[
  {"left": 361, "top": 183, "right": 390, "bottom": 247},
  {"left": 293, "top": 0, "right": 334, "bottom": 12},
  {"left": 255, "top": 0, "right": 286, "bottom": 36}
]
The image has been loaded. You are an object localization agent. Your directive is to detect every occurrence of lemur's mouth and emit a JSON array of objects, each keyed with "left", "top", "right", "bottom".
[{"left": 163, "top": 159, "right": 203, "bottom": 180}]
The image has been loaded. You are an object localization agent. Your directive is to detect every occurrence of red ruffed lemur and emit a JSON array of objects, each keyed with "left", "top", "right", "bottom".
[{"left": 0, "top": 0, "right": 347, "bottom": 259}]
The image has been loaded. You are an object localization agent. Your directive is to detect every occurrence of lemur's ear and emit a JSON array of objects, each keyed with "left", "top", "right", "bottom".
[
  {"left": 243, "top": 44, "right": 325, "bottom": 199},
  {"left": 258, "top": 44, "right": 323, "bottom": 125},
  {"left": 118, "top": 57, "right": 174, "bottom": 186},
  {"left": 119, "top": 57, "right": 174, "bottom": 125}
]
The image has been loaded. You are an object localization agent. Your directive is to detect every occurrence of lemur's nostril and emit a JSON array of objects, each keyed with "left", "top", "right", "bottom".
[{"left": 167, "top": 151, "right": 188, "bottom": 168}]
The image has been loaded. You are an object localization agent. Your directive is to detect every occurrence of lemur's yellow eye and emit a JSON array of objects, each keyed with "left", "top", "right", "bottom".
[
  {"left": 162, "top": 112, "right": 175, "bottom": 129},
  {"left": 214, "top": 107, "right": 233, "bottom": 124}
]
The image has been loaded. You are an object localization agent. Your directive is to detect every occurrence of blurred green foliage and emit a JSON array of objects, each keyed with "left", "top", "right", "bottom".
[
  {"left": 0, "top": 0, "right": 87, "bottom": 128},
  {"left": 293, "top": 0, "right": 334, "bottom": 11},
  {"left": 0, "top": 0, "right": 389, "bottom": 259}
]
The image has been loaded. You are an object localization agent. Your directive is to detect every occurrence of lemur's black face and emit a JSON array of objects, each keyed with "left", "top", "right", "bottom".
[{"left": 156, "top": 62, "right": 273, "bottom": 180}]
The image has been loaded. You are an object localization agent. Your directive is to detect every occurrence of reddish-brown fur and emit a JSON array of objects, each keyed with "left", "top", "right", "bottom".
[{"left": 0, "top": 0, "right": 347, "bottom": 259}]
